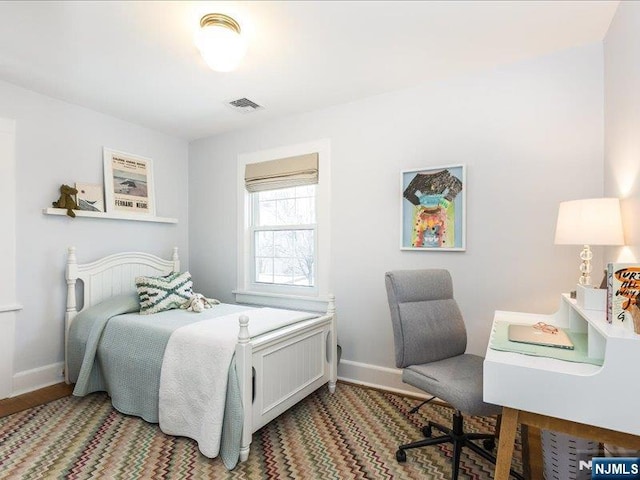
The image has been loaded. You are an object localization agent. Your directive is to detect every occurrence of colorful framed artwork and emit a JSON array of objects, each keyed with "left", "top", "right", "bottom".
[
  {"left": 401, "top": 164, "right": 466, "bottom": 251},
  {"left": 103, "top": 148, "right": 155, "bottom": 216}
]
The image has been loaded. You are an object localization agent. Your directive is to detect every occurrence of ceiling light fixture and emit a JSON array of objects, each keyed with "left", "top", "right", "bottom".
[{"left": 194, "top": 13, "right": 247, "bottom": 73}]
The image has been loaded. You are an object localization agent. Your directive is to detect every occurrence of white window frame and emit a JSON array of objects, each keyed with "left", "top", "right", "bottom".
[
  {"left": 234, "top": 139, "right": 331, "bottom": 312},
  {"left": 250, "top": 188, "right": 318, "bottom": 293}
]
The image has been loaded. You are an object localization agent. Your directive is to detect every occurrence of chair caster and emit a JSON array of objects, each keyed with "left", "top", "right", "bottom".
[
  {"left": 396, "top": 449, "right": 407, "bottom": 463},
  {"left": 482, "top": 438, "right": 496, "bottom": 451},
  {"left": 422, "top": 425, "right": 432, "bottom": 437}
]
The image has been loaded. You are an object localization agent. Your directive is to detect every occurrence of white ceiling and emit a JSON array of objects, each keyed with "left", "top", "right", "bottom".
[{"left": 0, "top": 1, "right": 619, "bottom": 141}]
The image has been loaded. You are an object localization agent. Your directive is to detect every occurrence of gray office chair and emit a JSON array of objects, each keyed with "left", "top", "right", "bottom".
[{"left": 385, "top": 269, "right": 522, "bottom": 480}]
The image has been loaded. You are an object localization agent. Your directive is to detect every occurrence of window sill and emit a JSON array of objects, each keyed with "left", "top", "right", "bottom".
[{"left": 233, "top": 290, "right": 329, "bottom": 313}]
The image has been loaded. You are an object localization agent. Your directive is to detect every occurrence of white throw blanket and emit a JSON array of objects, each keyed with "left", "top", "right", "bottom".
[{"left": 158, "top": 307, "right": 317, "bottom": 458}]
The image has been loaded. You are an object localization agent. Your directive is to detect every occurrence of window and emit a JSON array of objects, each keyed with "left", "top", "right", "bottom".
[
  {"left": 252, "top": 185, "right": 316, "bottom": 288},
  {"left": 235, "top": 139, "right": 330, "bottom": 311}
]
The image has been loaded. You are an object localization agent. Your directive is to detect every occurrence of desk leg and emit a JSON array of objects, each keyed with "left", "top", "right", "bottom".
[
  {"left": 522, "top": 425, "right": 544, "bottom": 480},
  {"left": 495, "top": 407, "right": 519, "bottom": 480}
]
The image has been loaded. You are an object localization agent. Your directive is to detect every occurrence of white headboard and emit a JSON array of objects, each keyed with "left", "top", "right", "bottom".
[
  {"left": 66, "top": 246, "right": 180, "bottom": 314},
  {"left": 64, "top": 246, "right": 180, "bottom": 383}
]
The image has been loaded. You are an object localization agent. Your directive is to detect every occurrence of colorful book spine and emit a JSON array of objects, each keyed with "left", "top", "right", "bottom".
[
  {"left": 606, "top": 263, "right": 614, "bottom": 324},
  {"left": 607, "top": 263, "right": 640, "bottom": 333}
]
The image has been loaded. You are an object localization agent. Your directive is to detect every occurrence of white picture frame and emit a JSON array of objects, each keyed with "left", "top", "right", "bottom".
[
  {"left": 103, "top": 148, "right": 155, "bottom": 216},
  {"left": 400, "top": 164, "right": 466, "bottom": 251}
]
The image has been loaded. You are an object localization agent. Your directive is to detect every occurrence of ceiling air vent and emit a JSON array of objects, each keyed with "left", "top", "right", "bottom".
[{"left": 227, "top": 97, "right": 264, "bottom": 113}]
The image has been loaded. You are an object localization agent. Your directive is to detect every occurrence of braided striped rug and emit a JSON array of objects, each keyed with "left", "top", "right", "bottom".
[{"left": 0, "top": 383, "right": 521, "bottom": 479}]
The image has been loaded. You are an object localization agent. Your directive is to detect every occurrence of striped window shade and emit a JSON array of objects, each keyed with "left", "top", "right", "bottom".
[{"left": 244, "top": 153, "right": 318, "bottom": 192}]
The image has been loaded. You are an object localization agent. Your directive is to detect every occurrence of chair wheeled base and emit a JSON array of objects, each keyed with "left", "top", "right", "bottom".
[{"left": 395, "top": 410, "right": 524, "bottom": 480}]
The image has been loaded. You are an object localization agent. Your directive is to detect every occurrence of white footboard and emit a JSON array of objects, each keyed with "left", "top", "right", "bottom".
[{"left": 236, "top": 295, "right": 337, "bottom": 462}]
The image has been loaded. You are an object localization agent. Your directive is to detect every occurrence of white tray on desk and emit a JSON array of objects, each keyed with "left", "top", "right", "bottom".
[{"left": 484, "top": 294, "right": 640, "bottom": 436}]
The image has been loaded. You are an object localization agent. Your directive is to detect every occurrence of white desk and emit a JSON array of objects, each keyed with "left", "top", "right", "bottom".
[{"left": 484, "top": 295, "right": 640, "bottom": 480}]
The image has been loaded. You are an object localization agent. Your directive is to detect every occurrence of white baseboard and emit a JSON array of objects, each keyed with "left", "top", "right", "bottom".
[
  {"left": 12, "top": 362, "right": 65, "bottom": 397},
  {"left": 9, "top": 359, "right": 430, "bottom": 400},
  {"left": 338, "top": 359, "right": 432, "bottom": 399}
]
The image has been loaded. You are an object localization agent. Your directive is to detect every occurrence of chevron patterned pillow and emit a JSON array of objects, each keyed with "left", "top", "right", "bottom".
[{"left": 136, "top": 271, "right": 194, "bottom": 315}]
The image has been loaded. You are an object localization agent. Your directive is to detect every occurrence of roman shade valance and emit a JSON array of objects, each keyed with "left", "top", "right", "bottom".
[{"left": 244, "top": 153, "right": 318, "bottom": 193}]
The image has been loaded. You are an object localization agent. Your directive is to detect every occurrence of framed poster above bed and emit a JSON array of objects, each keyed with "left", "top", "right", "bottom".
[
  {"left": 103, "top": 148, "right": 156, "bottom": 216},
  {"left": 400, "top": 164, "right": 466, "bottom": 251}
]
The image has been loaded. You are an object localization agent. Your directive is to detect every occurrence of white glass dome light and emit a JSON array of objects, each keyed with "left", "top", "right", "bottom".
[{"left": 194, "top": 13, "right": 247, "bottom": 73}]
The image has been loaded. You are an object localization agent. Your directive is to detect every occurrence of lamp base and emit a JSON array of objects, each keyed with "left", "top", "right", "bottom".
[
  {"left": 575, "top": 284, "right": 606, "bottom": 311},
  {"left": 578, "top": 245, "right": 593, "bottom": 286}
]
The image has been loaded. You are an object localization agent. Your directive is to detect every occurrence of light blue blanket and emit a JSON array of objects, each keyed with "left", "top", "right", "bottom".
[{"left": 67, "top": 294, "right": 250, "bottom": 469}]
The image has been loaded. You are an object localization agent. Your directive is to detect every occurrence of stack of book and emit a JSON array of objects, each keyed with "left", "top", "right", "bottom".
[{"left": 606, "top": 263, "right": 640, "bottom": 334}]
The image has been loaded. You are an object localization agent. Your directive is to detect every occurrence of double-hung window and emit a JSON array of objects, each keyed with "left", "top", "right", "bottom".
[
  {"left": 235, "top": 140, "right": 330, "bottom": 311},
  {"left": 252, "top": 186, "right": 316, "bottom": 289}
]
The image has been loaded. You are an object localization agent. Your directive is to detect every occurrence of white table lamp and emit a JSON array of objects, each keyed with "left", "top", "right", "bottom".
[{"left": 554, "top": 198, "right": 624, "bottom": 286}]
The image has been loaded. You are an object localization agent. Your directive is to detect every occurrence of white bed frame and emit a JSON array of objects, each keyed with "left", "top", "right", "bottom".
[{"left": 63, "top": 246, "right": 338, "bottom": 462}]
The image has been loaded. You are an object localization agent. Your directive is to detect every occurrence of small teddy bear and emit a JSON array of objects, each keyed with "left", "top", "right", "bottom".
[
  {"left": 52, "top": 184, "right": 79, "bottom": 218},
  {"left": 181, "top": 293, "right": 220, "bottom": 313}
]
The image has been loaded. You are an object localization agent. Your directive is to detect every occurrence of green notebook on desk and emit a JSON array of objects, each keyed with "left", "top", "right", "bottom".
[{"left": 490, "top": 321, "right": 604, "bottom": 366}]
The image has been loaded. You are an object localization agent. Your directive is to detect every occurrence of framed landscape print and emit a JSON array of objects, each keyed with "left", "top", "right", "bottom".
[
  {"left": 103, "top": 148, "right": 155, "bottom": 216},
  {"left": 401, "top": 164, "right": 466, "bottom": 251}
]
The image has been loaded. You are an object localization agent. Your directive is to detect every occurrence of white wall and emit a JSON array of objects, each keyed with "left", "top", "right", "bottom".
[
  {"left": 190, "top": 43, "right": 605, "bottom": 391},
  {"left": 602, "top": 9, "right": 640, "bottom": 457},
  {"left": 604, "top": 1, "right": 640, "bottom": 263},
  {"left": 0, "top": 80, "right": 189, "bottom": 395}
]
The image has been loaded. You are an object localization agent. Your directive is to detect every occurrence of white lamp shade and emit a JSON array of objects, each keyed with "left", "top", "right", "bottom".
[
  {"left": 554, "top": 198, "right": 624, "bottom": 246},
  {"left": 194, "top": 24, "right": 247, "bottom": 72}
]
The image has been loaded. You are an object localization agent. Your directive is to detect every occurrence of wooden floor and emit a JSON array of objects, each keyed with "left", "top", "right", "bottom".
[{"left": 0, "top": 383, "right": 73, "bottom": 418}]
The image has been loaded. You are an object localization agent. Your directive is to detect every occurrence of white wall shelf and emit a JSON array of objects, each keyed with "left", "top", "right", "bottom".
[{"left": 43, "top": 208, "right": 177, "bottom": 224}]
